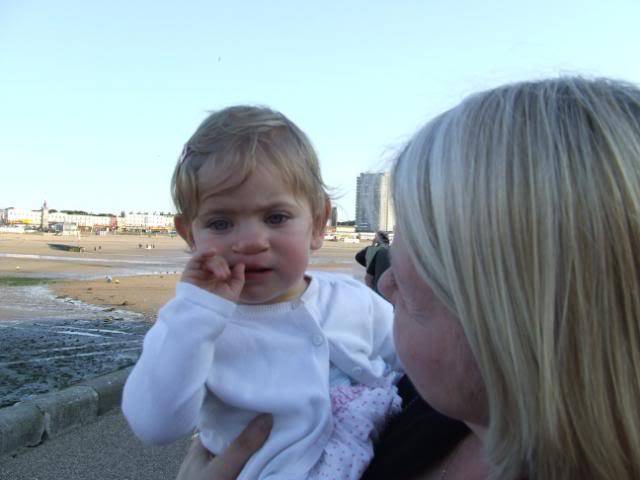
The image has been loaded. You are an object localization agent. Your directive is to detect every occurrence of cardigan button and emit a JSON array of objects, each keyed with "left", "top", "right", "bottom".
[{"left": 311, "top": 333, "right": 325, "bottom": 346}]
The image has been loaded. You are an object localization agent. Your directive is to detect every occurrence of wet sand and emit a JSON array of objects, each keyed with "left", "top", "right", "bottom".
[
  {"left": 50, "top": 262, "right": 364, "bottom": 320},
  {"left": 51, "top": 274, "right": 180, "bottom": 320},
  {"left": 0, "top": 233, "right": 189, "bottom": 280},
  {"left": 1, "top": 233, "right": 366, "bottom": 319},
  {"left": 0, "top": 233, "right": 366, "bottom": 406}
]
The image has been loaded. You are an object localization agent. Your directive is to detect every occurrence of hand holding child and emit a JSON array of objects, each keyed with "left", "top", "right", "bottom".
[
  {"left": 175, "top": 414, "right": 273, "bottom": 480},
  {"left": 182, "top": 249, "right": 245, "bottom": 303}
]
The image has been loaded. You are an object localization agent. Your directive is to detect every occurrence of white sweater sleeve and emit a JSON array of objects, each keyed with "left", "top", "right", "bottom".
[{"left": 122, "top": 282, "right": 236, "bottom": 445}]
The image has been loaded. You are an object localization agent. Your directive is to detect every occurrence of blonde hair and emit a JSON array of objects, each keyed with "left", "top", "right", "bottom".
[
  {"left": 171, "top": 105, "right": 329, "bottom": 229},
  {"left": 393, "top": 78, "right": 640, "bottom": 479}
]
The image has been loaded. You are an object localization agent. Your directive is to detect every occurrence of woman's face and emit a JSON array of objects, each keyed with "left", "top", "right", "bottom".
[{"left": 378, "top": 232, "right": 488, "bottom": 425}]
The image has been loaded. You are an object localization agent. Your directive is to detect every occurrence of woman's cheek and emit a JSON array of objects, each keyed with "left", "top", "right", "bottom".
[{"left": 393, "top": 309, "right": 421, "bottom": 373}]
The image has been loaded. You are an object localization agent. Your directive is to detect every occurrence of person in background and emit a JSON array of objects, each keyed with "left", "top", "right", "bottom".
[{"left": 355, "top": 230, "right": 390, "bottom": 294}]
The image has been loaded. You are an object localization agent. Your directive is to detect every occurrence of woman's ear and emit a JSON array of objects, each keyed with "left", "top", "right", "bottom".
[{"left": 174, "top": 215, "right": 194, "bottom": 250}]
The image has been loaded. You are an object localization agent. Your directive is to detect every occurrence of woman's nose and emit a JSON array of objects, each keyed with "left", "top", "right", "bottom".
[{"left": 377, "top": 269, "right": 395, "bottom": 304}]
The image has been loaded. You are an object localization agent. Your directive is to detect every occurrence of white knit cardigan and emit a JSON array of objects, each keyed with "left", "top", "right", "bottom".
[{"left": 122, "top": 271, "right": 400, "bottom": 479}]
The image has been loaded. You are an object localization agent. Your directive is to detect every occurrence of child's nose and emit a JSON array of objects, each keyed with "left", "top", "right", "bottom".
[{"left": 231, "top": 226, "right": 269, "bottom": 255}]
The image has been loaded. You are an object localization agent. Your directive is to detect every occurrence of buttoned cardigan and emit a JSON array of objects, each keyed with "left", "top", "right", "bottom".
[{"left": 122, "top": 271, "right": 399, "bottom": 480}]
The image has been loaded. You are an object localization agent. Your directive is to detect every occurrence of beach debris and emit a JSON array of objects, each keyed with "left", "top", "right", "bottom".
[
  {"left": 15, "top": 265, "right": 20, "bottom": 270},
  {"left": 87, "top": 287, "right": 93, "bottom": 291},
  {"left": 114, "top": 279, "right": 120, "bottom": 284},
  {"left": 120, "top": 300, "right": 129, "bottom": 306},
  {"left": 106, "top": 275, "right": 113, "bottom": 283}
]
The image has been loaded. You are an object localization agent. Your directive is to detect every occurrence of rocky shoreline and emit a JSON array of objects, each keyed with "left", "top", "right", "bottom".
[
  {"left": 0, "top": 286, "right": 147, "bottom": 408},
  {"left": 0, "top": 234, "right": 366, "bottom": 407}
]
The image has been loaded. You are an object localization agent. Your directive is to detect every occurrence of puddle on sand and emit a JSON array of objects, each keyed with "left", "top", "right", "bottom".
[{"left": 0, "top": 285, "right": 144, "bottom": 321}]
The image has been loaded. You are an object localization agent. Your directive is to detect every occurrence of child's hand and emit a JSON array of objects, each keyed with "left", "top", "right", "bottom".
[{"left": 181, "top": 249, "right": 245, "bottom": 303}]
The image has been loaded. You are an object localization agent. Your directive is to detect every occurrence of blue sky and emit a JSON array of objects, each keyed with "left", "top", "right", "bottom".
[{"left": 2, "top": 0, "right": 639, "bottom": 220}]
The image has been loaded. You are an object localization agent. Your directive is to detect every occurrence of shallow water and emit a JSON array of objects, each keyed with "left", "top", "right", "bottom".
[
  {"left": 0, "top": 249, "right": 365, "bottom": 406},
  {"left": 0, "top": 285, "right": 143, "bottom": 321}
]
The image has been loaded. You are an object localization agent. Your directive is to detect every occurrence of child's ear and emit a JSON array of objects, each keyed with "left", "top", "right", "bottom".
[
  {"left": 174, "top": 215, "right": 194, "bottom": 250},
  {"left": 310, "top": 198, "right": 331, "bottom": 251}
]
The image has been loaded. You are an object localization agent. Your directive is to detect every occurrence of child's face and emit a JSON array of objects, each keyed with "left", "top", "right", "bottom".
[{"left": 183, "top": 163, "right": 324, "bottom": 305}]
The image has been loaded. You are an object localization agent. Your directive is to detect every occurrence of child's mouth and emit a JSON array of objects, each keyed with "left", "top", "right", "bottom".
[{"left": 243, "top": 267, "right": 273, "bottom": 280}]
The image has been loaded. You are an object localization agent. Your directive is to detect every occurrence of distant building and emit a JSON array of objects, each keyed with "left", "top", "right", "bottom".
[
  {"left": 355, "top": 172, "right": 395, "bottom": 232},
  {"left": 2, "top": 207, "right": 42, "bottom": 225},
  {"left": 49, "top": 222, "right": 79, "bottom": 235},
  {"left": 121, "top": 212, "right": 174, "bottom": 232},
  {"left": 330, "top": 207, "right": 338, "bottom": 227},
  {"left": 1, "top": 204, "right": 174, "bottom": 233},
  {"left": 48, "top": 212, "right": 112, "bottom": 230}
]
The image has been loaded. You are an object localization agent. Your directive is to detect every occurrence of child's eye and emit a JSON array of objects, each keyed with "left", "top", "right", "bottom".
[
  {"left": 207, "top": 219, "right": 231, "bottom": 231},
  {"left": 266, "top": 213, "right": 289, "bottom": 225}
]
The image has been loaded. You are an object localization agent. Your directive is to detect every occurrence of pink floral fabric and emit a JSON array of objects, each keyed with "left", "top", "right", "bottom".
[{"left": 307, "top": 380, "right": 402, "bottom": 480}]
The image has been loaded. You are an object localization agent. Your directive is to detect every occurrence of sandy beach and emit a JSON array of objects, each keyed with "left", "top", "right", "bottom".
[
  {"left": 0, "top": 232, "right": 189, "bottom": 278},
  {"left": 0, "top": 232, "right": 367, "bottom": 406},
  {"left": 0, "top": 232, "right": 366, "bottom": 319}
]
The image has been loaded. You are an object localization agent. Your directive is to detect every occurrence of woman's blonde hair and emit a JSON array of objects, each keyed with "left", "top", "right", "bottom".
[
  {"left": 393, "top": 78, "right": 640, "bottom": 479},
  {"left": 171, "top": 105, "right": 329, "bottom": 230}
]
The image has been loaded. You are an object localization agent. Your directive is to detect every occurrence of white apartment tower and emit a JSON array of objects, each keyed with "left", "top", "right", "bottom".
[{"left": 355, "top": 172, "right": 394, "bottom": 232}]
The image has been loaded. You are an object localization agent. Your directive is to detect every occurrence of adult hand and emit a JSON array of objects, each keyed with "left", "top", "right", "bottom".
[{"left": 175, "top": 414, "right": 273, "bottom": 480}]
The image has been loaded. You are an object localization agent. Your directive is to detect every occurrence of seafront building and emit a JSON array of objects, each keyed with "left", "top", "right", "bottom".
[
  {"left": 329, "top": 206, "right": 338, "bottom": 227},
  {"left": 0, "top": 202, "right": 175, "bottom": 233},
  {"left": 117, "top": 212, "right": 175, "bottom": 232},
  {"left": 2, "top": 171, "right": 397, "bottom": 238},
  {"left": 1, "top": 207, "right": 43, "bottom": 226},
  {"left": 354, "top": 172, "right": 395, "bottom": 232}
]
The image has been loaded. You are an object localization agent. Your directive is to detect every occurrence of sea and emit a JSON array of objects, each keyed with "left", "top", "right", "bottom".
[{"left": 0, "top": 249, "right": 363, "bottom": 407}]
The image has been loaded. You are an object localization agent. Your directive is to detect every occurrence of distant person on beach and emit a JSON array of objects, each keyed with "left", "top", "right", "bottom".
[
  {"left": 122, "top": 106, "right": 402, "bottom": 479},
  {"left": 355, "top": 231, "right": 390, "bottom": 295}
]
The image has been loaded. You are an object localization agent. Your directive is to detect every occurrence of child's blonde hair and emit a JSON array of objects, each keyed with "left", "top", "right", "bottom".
[
  {"left": 393, "top": 77, "right": 640, "bottom": 479},
  {"left": 171, "top": 105, "right": 329, "bottom": 230}
]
